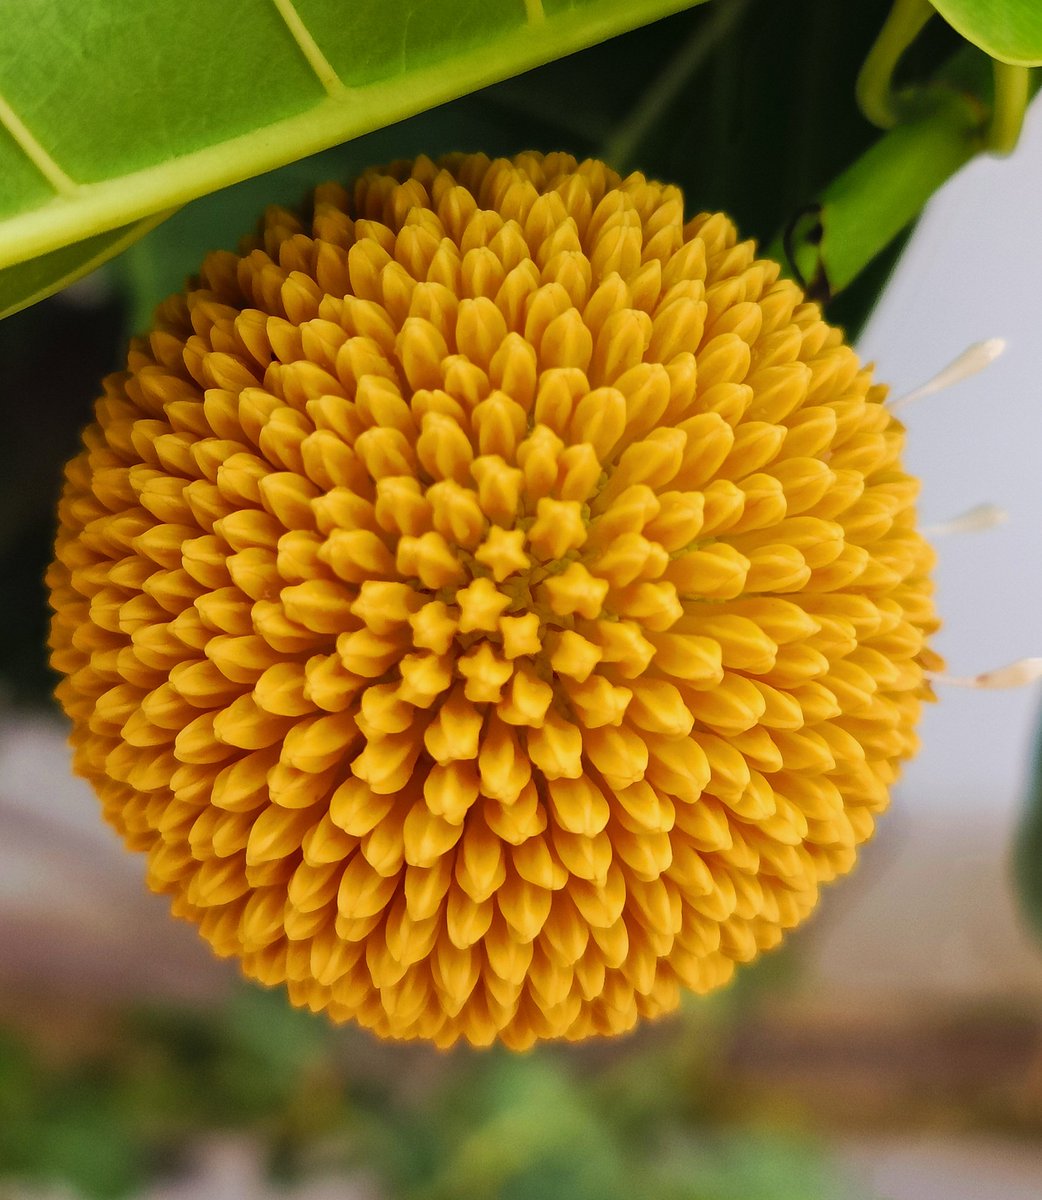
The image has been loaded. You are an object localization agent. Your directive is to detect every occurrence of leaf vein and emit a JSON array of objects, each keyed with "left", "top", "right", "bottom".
[
  {"left": 0, "top": 90, "right": 77, "bottom": 196},
  {"left": 270, "top": 0, "right": 349, "bottom": 97},
  {"left": 525, "top": 0, "right": 546, "bottom": 26}
]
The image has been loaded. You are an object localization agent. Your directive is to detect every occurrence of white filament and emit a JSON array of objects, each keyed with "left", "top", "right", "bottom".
[
  {"left": 928, "top": 658, "right": 1042, "bottom": 689},
  {"left": 922, "top": 503, "right": 1009, "bottom": 537},
  {"left": 889, "top": 338, "right": 1007, "bottom": 413}
]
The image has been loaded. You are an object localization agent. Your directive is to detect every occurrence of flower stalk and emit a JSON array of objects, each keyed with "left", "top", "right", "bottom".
[
  {"left": 855, "top": 0, "right": 936, "bottom": 130},
  {"left": 770, "top": 85, "right": 983, "bottom": 301},
  {"left": 988, "top": 61, "right": 1031, "bottom": 155}
]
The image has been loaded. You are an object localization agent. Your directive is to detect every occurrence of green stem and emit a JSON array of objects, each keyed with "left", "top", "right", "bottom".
[
  {"left": 601, "top": 0, "right": 751, "bottom": 174},
  {"left": 768, "top": 86, "right": 985, "bottom": 300},
  {"left": 855, "top": 0, "right": 935, "bottom": 129},
  {"left": 988, "top": 61, "right": 1031, "bottom": 155},
  {"left": 771, "top": 46, "right": 1042, "bottom": 303}
]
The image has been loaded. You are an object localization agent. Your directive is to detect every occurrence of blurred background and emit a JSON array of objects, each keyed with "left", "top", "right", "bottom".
[{"left": 2, "top": 3, "right": 1042, "bottom": 1197}]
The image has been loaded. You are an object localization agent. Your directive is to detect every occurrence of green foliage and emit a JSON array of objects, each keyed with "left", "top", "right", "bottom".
[
  {"left": 369, "top": 1041, "right": 852, "bottom": 1200},
  {"left": 0, "top": 0, "right": 703, "bottom": 317},
  {"left": 0, "top": 989, "right": 348, "bottom": 1197},
  {"left": 0, "top": 1031, "right": 146, "bottom": 1198},
  {"left": 409, "top": 1055, "right": 632, "bottom": 1200},
  {"left": 122, "top": 986, "right": 335, "bottom": 1128},
  {"left": 0, "top": 986, "right": 857, "bottom": 1200},
  {"left": 931, "top": 0, "right": 1042, "bottom": 65}
]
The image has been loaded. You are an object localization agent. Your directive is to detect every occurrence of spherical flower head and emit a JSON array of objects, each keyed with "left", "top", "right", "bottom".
[{"left": 48, "top": 151, "right": 940, "bottom": 1049}]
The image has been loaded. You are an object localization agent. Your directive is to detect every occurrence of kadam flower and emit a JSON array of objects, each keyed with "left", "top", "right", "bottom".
[{"left": 48, "top": 152, "right": 940, "bottom": 1048}]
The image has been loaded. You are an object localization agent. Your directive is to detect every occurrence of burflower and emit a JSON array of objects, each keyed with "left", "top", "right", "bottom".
[{"left": 48, "top": 151, "right": 941, "bottom": 1049}]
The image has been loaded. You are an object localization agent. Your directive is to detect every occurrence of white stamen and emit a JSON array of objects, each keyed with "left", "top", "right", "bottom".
[
  {"left": 922, "top": 503, "right": 1009, "bottom": 537},
  {"left": 889, "top": 338, "right": 1007, "bottom": 413},
  {"left": 928, "top": 657, "right": 1042, "bottom": 689}
]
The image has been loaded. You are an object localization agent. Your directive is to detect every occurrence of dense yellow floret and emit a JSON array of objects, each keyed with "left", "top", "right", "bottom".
[{"left": 48, "top": 151, "right": 940, "bottom": 1048}]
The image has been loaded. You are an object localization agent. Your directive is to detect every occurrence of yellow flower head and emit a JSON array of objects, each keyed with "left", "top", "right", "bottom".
[{"left": 48, "top": 152, "right": 940, "bottom": 1048}]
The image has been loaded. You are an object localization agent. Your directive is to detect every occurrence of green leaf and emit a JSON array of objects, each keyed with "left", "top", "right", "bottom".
[
  {"left": 0, "top": 0, "right": 704, "bottom": 317},
  {"left": 931, "top": 0, "right": 1042, "bottom": 65},
  {"left": 0, "top": 211, "right": 174, "bottom": 321}
]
